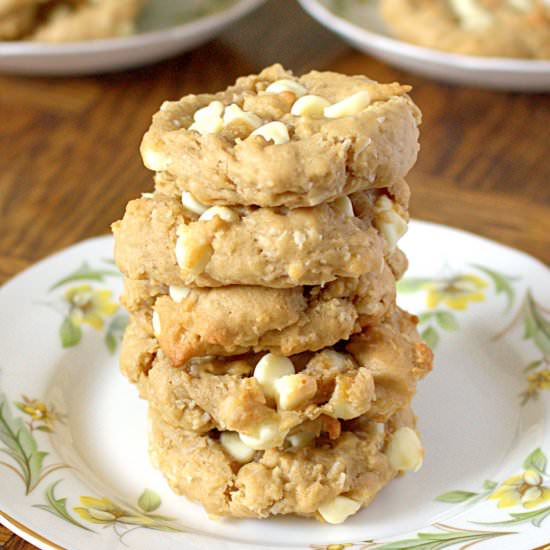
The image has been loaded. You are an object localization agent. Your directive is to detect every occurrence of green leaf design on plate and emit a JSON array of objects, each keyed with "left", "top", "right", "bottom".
[
  {"left": 435, "top": 490, "right": 478, "bottom": 503},
  {"left": 471, "top": 264, "right": 518, "bottom": 312},
  {"left": 0, "top": 394, "right": 47, "bottom": 494},
  {"left": 397, "top": 278, "right": 431, "bottom": 294},
  {"left": 59, "top": 316, "right": 82, "bottom": 348},
  {"left": 33, "top": 480, "right": 94, "bottom": 532},
  {"left": 524, "top": 359, "right": 544, "bottom": 373},
  {"left": 475, "top": 504, "right": 550, "bottom": 528},
  {"left": 523, "top": 448, "right": 547, "bottom": 475},
  {"left": 373, "top": 524, "right": 516, "bottom": 550},
  {"left": 435, "top": 311, "right": 459, "bottom": 331},
  {"left": 523, "top": 291, "right": 550, "bottom": 357},
  {"left": 483, "top": 480, "right": 498, "bottom": 491},
  {"left": 138, "top": 489, "right": 161, "bottom": 513},
  {"left": 421, "top": 326, "right": 438, "bottom": 349},
  {"left": 49, "top": 262, "right": 120, "bottom": 291},
  {"left": 104, "top": 314, "right": 129, "bottom": 355}
]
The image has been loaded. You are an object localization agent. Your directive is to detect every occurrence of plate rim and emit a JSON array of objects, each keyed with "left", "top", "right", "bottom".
[{"left": 298, "top": 0, "right": 550, "bottom": 74}]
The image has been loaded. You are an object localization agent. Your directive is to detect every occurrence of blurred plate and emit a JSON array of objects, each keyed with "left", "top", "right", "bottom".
[
  {"left": 298, "top": 0, "right": 550, "bottom": 91},
  {"left": 0, "top": 0, "right": 264, "bottom": 75}
]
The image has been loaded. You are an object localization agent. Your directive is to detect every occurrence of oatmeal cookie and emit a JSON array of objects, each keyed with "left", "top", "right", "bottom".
[
  {"left": 125, "top": 264, "right": 396, "bottom": 365},
  {"left": 148, "top": 405, "right": 422, "bottom": 520},
  {"left": 112, "top": 190, "right": 402, "bottom": 288},
  {"left": 141, "top": 64, "right": 421, "bottom": 208},
  {"left": 381, "top": 0, "right": 550, "bottom": 59},
  {"left": 121, "top": 308, "right": 433, "bottom": 439},
  {"left": 28, "top": 0, "right": 144, "bottom": 42},
  {"left": 0, "top": 5, "right": 36, "bottom": 39}
]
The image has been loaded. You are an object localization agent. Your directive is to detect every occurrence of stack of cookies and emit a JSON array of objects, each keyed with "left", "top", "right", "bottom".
[{"left": 113, "top": 65, "right": 433, "bottom": 524}]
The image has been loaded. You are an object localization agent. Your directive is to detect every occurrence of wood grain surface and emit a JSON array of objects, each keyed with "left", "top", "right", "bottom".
[{"left": 1, "top": 1, "right": 549, "bottom": 548}]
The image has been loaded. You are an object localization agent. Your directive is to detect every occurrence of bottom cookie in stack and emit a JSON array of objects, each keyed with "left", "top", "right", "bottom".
[{"left": 120, "top": 307, "right": 433, "bottom": 522}]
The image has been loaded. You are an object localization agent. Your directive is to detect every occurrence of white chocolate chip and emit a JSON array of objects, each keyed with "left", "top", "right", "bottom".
[
  {"left": 323, "top": 350, "right": 350, "bottom": 370},
  {"left": 266, "top": 79, "right": 306, "bottom": 97},
  {"left": 274, "top": 373, "right": 317, "bottom": 411},
  {"left": 239, "top": 423, "right": 286, "bottom": 450},
  {"left": 290, "top": 94, "right": 330, "bottom": 117},
  {"left": 181, "top": 191, "right": 208, "bottom": 215},
  {"left": 449, "top": 0, "right": 493, "bottom": 30},
  {"left": 373, "top": 195, "right": 408, "bottom": 252},
  {"left": 175, "top": 230, "right": 213, "bottom": 275},
  {"left": 152, "top": 311, "right": 161, "bottom": 336},
  {"left": 189, "top": 100, "right": 224, "bottom": 135},
  {"left": 386, "top": 427, "right": 424, "bottom": 472},
  {"left": 287, "top": 431, "right": 316, "bottom": 449},
  {"left": 199, "top": 206, "right": 239, "bottom": 223},
  {"left": 223, "top": 104, "right": 262, "bottom": 129},
  {"left": 250, "top": 121, "right": 290, "bottom": 145},
  {"left": 254, "top": 353, "right": 295, "bottom": 398},
  {"left": 169, "top": 285, "right": 190, "bottom": 303},
  {"left": 141, "top": 192, "right": 154, "bottom": 199},
  {"left": 318, "top": 496, "right": 361, "bottom": 524},
  {"left": 324, "top": 91, "right": 371, "bottom": 119},
  {"left": 219, "top": 432, "right": 256, "bottom": 463},
  {"left": 142, "top": 147, "right": 170, "bottom": 171},
  {"left": 332, "top": 196, "right": 354, "bottom": 217},
  {"left": 507, "top": 0, "right": 532, "bottom": 10}
]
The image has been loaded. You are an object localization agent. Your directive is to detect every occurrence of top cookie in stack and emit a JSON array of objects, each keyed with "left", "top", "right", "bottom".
[{"left": 112, "top": 65, "right": 432, "bottom": 524}]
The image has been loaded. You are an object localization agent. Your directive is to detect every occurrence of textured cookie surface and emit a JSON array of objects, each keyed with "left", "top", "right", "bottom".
[
  {"left": 122, "top": 261, "right": 398, "bottom": 364},
  {"left": 149, "top": 405, "right": 419, "bottom": 519},
  {"left": 381, "top": 0, "right": 550, "bottom": 58},
  {"left": 0, "top": 0, "right": 144, "bottom": 41},
  {"left": 112, "top": 190, "right": 399, "bottom": 288},
  {"left": 141, "top": 64, "right": 421, "bottom": 208},
  {"left": 121, "top": 307, "right": 433, "bottom": 438}
]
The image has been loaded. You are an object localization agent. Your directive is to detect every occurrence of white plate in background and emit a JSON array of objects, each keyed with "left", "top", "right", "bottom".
[
  {"left": 0, "top": 0, "right": 264, "bottom": 75},
  {"left": 298, "top": 0, "right": 550, "bottom": 91},
  {"left": 1, "top": 221, "right": 549, "bottom": 549}
]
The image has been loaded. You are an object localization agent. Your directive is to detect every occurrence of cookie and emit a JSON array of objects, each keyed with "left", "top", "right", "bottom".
[
  {"left": 112, "top": 190, "right": 406, "bottom": 288},
  {"left": 141, "top": 64, "right": 421, "bottom": 208},
  {"left": 29, "top": 0, "right": 144, "bottom": 42},
  {"left": 381, "top": 0, "right": 550, "bottom": 59},
  {"left": 148, "top": 405, "right": 422, "bottom": 520},
  {"left": 122, "top": 264, "right": 397, "bottom": 365},
  {"left": 121, "top": 308, "right": 433, "bottom": 439},
  {"left": 0, "top": 5, "right": 36, "bottom": 39}
]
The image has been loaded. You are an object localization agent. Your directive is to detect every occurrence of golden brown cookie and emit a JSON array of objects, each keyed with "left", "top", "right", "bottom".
[
  {"left": 121, "top": 308, "right": 433, "bottom": 439},
  {"left": 121, "top": 263, "right": 397, "bottom": 365},
  {"left": 148, "top": 405, "right": 422, "bottom": 520},
  {"left": 112, "top": 190, "right": 401, "bottom": 289},
  {"left": 28, "top": 0, "right": 144, "bottom": 42},
  {"left": 381, "top": 0, "right": 550, "bottom": 59},
  {"left": 141, "top": 64, "right": 421, "bottom": 208}
]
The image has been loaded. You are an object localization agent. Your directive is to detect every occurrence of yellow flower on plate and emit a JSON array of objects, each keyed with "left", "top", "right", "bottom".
[
  {"left": 65, "top": 284, "right": 118, "bottom": 329},
  {"left": 425, "top": 275, "right": 488, "bottom": 311},
  {"left": 15, "top": 396, "right": 61, "bottom": 428},
  {"left": 527, "top": 370, "right": 550, "bottom": 393},
  {"left": 489, "top": 470, "right": 550, "bottom": 509},
  {"left": 74, "top": 496, "right": 154, "bottom": 526}
]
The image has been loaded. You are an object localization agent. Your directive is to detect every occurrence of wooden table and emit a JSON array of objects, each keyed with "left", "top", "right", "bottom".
[{"left": 1, "top": 1, "right": 549, "bottom": 548}]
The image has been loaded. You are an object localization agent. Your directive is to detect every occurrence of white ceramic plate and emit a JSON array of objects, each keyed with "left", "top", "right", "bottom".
[
  {"left": 1, "top": 220, "right": 550, "bottom": 550},
  {"left": 0, "top": 0, "right": 264, "bottom": 75},
  {"left": 298, "top": 0, "right": 550, "bottom": 91}
]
